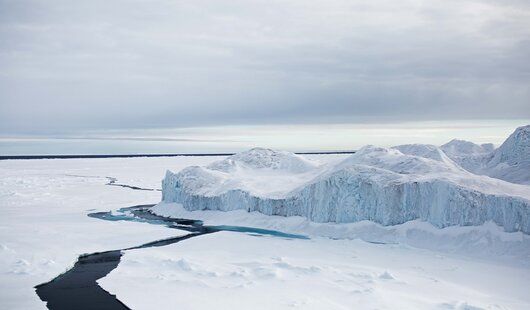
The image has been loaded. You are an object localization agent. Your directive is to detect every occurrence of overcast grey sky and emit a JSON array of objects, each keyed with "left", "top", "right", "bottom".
[{"left": 0, "top": 0, "right": 529, "bottom": 153}]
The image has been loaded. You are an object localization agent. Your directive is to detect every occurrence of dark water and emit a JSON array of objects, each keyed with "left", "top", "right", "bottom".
[
  {"left": 35, "top": 204, "right": 308, "bottom": 310},
  {"left": 89, "top": 204, "right": 309, "bottom": 239},
  {"left": 35, "top": 250, "right": 130, "bottom": 310},
  {"left": 105, "top": 177, "right": 161, "bottom": 191}
]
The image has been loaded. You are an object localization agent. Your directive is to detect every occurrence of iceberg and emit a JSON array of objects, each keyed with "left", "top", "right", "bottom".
[{"left": 160, "top": 141, "right": 530, "bottom": 234}]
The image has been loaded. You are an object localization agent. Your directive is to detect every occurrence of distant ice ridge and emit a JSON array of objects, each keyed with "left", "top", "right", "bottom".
[
  {"left": 440, "top": 125, "right": 530, "bottom": 185},
  {"left": 440, "top": 139, "right": 494, "bottom": 157},
  {"left": 160, "top": 136, "right": 530, "bottom": 234}
]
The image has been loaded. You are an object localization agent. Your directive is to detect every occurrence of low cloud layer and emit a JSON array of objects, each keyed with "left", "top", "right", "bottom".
[{"left": 1, "top": 0, "right": 529, "bottom": 134}]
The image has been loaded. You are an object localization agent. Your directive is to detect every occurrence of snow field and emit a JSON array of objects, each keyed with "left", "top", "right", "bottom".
[{"left": 100, "top": 231, "right": 530, "bottom": 310}]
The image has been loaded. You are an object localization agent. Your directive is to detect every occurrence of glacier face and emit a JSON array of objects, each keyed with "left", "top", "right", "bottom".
[{"left": 161, "top": 145, "right": 530, "bottom": 234}]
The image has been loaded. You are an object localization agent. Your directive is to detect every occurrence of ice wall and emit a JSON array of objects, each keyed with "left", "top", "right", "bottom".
[{"left": 162, "top": 166, "right": 530, "bottom": 234}]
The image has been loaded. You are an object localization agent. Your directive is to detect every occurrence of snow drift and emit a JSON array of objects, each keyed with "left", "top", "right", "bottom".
[{"left": 160, "top": 139, "right": 530, "bottom": 234}]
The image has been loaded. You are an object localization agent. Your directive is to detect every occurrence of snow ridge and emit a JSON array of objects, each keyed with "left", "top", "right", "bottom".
[
  {"left": 441, "top": 139, "right": 493, "bottom": 157},
  {"left": 440, "top": 125, "right": 530, "bottom": 185},
  {"left": 207, "top": 147, "right": 318, "bottom": 173},
  {"left": 483, "top": 125, "right": 530, "bottom": 184},
  {"left": 391, "top": 144, "right": 463, "bottom": 171}
]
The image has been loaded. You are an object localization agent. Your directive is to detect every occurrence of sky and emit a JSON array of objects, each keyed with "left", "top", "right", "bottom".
[{"left": 1, "top": 0, "right": 529, "bottom": 154}]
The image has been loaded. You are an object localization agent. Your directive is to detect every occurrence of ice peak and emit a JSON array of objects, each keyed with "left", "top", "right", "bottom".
[
  {"left": 393, "top": 144, "right": 447, "bottom": 162},
  {"left": 336, "top": 143, "right": 462, "bottom": 177},
  {"left": 441, "top": 139, "right": 491, "bottom": 156},
  {"left": 208, "top": 147, "right": 318, "bottom": 173},
  {"left": 490, "top": 125, "right": 530, "bottom": 166}
]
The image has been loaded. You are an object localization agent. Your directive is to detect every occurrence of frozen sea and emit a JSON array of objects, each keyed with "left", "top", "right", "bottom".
[{"left": 1, "top": 155, "right": 529, "bottom": 310}]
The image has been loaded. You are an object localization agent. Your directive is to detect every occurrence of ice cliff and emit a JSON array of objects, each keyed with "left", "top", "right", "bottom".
[{"left": 160, "top": 141, "right": 530, "bottom": 234}]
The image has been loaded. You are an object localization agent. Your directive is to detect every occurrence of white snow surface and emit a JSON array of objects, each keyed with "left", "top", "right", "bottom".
[
  {"left": 161, "top": 144, "right": 530, "bottom": 233},
  {"left": 101, "top": 231, "right": 530, "bottom": 310}
]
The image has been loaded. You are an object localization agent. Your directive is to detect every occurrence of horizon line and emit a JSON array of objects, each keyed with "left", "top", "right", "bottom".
[{"left": 0, "top": 150, "right": 358, "bottom": 161}]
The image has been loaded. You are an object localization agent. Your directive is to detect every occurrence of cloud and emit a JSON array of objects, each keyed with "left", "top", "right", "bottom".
[{"left": 1, "top": 0, "right": 529, "bottom": 134}]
